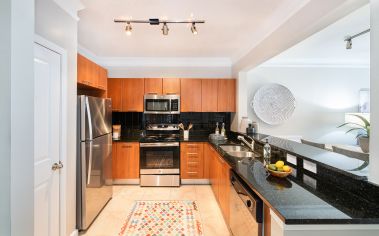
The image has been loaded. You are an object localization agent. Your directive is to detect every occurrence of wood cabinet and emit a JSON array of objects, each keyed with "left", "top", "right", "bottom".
[
  {"left": 145, "top": 78, "right": 163, "bottom": 94},
  {"left": 113, "top": 142, "right": 139, "bottom": 179},
  {"left": 97, "top": 66, "right": 108, "bottom": 91},
  {"left": 122, "top": 79, "right": 145, "bottom": 112},
  {"left": 218, "top": 79, "right": 236, "bottom": 112},
  {"left": 163, "top": 78, "right": 181, "bottom": 94},
  {"left": 203, "top": 143, "right": 212, "bottom": 179},
  {"left": 201, "top": 79, "right": 218, "bottom": 112},
  {"left": 209, "top": 144, "right": 231, "bottom": 224},
  {"left": 107, "top": 79, "right": 123, "bottom": 111},
  {"left": 180, "top": 143, "right": 204, "bottom": 179},
  {"left": 180, "top": 79, "right": 202, "bottom": 112}
]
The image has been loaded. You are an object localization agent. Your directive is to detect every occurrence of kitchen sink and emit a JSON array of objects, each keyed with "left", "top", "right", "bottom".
[
  {"left": 227, "top": 151, "right": 255, "bottom": 158},
  {"left": 220, "top": 145, "right": 250, "bottom": 152}
]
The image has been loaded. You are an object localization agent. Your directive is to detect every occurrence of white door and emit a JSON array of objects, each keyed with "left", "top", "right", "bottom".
[{"left": 34, "top": 42, "right": 62, "bottom": 236}]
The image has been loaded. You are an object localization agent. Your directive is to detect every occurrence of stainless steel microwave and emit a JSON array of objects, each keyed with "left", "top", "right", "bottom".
[{"left": 144, "top": 94, "right": 180, "bottom": 114}]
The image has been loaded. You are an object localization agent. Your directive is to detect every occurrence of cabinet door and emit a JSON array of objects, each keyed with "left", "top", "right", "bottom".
[
  {"left": 107, "top": 79, "right": 123, "bottom": 111},
  {"left": 203, "top": 143, "right": 212, "bottom": 179},
  {"left": 201, "top": 79, "right": 218, "bottom": 112},
  {"left": 219, "top": 159, "right": 230, "bottom": 224},
  {"left": 113, "top": 142, "right": 139, "bottom": 179},
  {"left": 122, "top": 79, "right": 145, "bottom": 112},
  {"left": 163, "top": 78, "right": 180, "bottom": 95},
  {"left": 180, "top": 79, "right": 202, "bottom": 112},
  {"left": 97, "top": 67, "right": 107, "bottom": 91},
  {"left": 180, "top": 143, "right": 204, "bottom": 179},
  {"left": 217, "top": 79, "right": 236, "bottom": 112},
  {"left": 90, "top": 61, "right": 100, "bottom": 88},
  {"left": 210, "top": 147, "right": 220, "bottom": 198},
  {"left": 77, "top": 54, "right": 92, "bottom": 86},
  {"left": 144, "top": 78, "right": 162, "bottom": 94}
]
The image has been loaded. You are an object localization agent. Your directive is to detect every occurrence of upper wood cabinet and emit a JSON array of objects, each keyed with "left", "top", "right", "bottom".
[
  {"left": 201, "top": 79, "right": 218, "bottom": 112},
  {"left": 97, "top": 66, "right": 108, "bottom": 91},
  {"left": 145, "top": 78, "right": 163, "bottom": 94},
  {"left": 123, "top": 79, "right": 145, "bottom": 112},
  {"left": 181, "top": 79, "right": 202, "bottom": 112},
  {"left": 163, "top": 78, "right": 181, "bottom": 95},
  {"left": 113, "top": 142, "right": 139, "bottom": 179},
  {"left": 77, "top": 53, "right": 107, "bottom": 91},
  {"left": 217, "top": 79, "right": 236, "bottom": 112},
  {"left": 107, "top": 79, "right": 123, "bottom": 111}
]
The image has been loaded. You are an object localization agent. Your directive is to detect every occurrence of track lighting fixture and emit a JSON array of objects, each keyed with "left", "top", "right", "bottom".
[
  {"left": 162, "top": 23, "right": 169, "bottom": 35},
  {"left": 191, "top": 23, "right": 198, "bottom": 35},
  {"left": 125, "top": 22, "right": 132, "bottom": 36},
  {"left": 344, "top": 28, "right": 370, "bottom": 49},
  {"left": 114, "top": 18, "right": 205, "bottom": 36}
]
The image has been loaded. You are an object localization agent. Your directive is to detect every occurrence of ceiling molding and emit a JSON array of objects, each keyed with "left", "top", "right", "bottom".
[
  {"left": 260, "top": 58, "right": 370, "bottom": 68},
  {"left": 53, "top": 0, "right": 84, "bottom": 21},
  {"left": 78, "top": 45, "right": 232, "bottom": 68}
]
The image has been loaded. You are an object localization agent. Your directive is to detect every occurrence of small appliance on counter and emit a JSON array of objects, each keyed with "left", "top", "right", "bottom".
[
  {"left": 112, "top": 125, "right": 121, "bottom": 140},
  {"left": 239, "top": 117, "right": 251, "bottom": 133}
]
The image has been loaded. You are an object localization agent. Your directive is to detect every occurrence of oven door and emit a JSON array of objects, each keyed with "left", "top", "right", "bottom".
[{"left": 140, "top": 142, "right": 180, "bottom": 174}]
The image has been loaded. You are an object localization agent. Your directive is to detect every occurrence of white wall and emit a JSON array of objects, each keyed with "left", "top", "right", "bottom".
[
  {"left": 369, "top": 0, "right": 379, "bottom": 184},
  {"left": 35, "top": 0, "right": 78, "bottom": 235},
  {"left": 0, "top": 0, "right": 35, "bottom": 235},
  {"left": 0, "top": 0, "right": 12, "bottom": 234},
  {"left": 246, "top": 66, "right": 369, "bottom": 144},
  {"left": 107, "top": 66, "right": 232, "bottom": 78}
]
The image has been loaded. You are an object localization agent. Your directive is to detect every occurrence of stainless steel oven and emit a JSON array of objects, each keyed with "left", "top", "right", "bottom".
[
  {"left": 140, "top": 142, "right": 180, "bottom": 186},
  {"left": 144, "top": 94, "right": 180, "bottom": 114}
]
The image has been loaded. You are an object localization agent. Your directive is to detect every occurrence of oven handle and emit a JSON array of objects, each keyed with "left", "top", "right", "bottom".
[{"left": 140, "top": 142, "right": 180, "bottom": 147}]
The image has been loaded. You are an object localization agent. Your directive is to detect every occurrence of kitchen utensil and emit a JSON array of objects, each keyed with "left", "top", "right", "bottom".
[{"left": 188, "top": 123, "right": 193, "bottom": 130}]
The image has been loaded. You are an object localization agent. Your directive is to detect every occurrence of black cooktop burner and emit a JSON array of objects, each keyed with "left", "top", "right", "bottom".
[{"left": 140, "top": 134, "right": 180, "bottom": 143}]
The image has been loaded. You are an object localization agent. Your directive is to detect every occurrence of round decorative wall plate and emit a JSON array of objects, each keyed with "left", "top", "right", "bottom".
[{"left": 251, "top": 84, "right": 295, "bottom": 125}]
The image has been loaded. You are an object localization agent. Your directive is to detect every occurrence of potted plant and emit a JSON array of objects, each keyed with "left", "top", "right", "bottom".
[{"left": 338, "top": 114, "right": 370, "bottom": 153}]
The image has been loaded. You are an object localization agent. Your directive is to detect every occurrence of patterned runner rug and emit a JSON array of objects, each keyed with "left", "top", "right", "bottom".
[{"left": 119, "top": 200, "right": 203, "bottom": 236}]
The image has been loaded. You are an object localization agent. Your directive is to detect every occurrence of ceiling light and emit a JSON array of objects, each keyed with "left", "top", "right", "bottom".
[
  {"left": 114, "top": 18, "right": 205, "bottom": 36},
  {"left": 162, "top": 23, "right": 169, "bottom": 36},
  {"left": 345, "top": 38, "right": 352, "bottom": 50},
  {"left": 125, "top": 22, "right": 132, "bottom": 36},
  {"left": 191, "top": 23, "right": 198, "bottom": 35}
]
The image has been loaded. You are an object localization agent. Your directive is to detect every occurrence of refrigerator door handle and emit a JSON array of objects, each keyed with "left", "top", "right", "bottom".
[
  {"left": 80, "top": 141, "right": 87, "bottom": 228},
  {"left": 85, "top": 96, "right": 93, "bottom": 140},
  {"left": 87, "top": 140, "right": 93, "bottom": 185}
]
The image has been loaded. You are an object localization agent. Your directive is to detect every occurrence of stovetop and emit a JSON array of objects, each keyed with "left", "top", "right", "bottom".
[
  {"left": 140, "top": 134, "right": 180, "bottom": 143},
  {"left": 141, "top": 123, "right": 180, "bottom": 143}
]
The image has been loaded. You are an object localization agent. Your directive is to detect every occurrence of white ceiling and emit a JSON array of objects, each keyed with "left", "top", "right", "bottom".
[
  {"left": 263, "top": 4, "right": 370, "bottom": 67},
  {"left": 78, "top": 0, "right": 305, "bottom": 62}
]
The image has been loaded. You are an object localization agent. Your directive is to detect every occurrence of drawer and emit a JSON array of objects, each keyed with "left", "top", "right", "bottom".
[
  {"left": 185, "top": 171, "right": 201, "bottom": 178},
  {"left": 187, "top": 162, "right": 200, "bottom": 168}
]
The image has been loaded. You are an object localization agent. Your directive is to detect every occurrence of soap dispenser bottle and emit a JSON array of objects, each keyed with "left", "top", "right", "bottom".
[{"left": 215, "top": 122, "right": 220, "bottom": 135}]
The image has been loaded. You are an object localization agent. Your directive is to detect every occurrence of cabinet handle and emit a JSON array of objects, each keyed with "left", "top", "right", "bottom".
[
  {"left": 121, "top": 145, "right": 132, "bottom": 148},
  {"left": 186, "top": 144, "right": 199, "bottom": 147}
]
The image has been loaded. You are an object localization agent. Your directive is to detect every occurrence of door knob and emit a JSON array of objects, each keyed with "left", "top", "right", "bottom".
[{"left": 52, "top": 161, "right": 64, "bottom": 171}]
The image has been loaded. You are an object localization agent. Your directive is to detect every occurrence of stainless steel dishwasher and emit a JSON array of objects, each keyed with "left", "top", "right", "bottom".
[{"left": 230, "top": 170, "right": 263, "bottom": 236}]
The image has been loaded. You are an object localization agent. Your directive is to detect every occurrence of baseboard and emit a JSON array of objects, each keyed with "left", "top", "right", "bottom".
[
  {"left": 70, "top": 229, "right": 78, "bottom": 236},
  {"left": 113, "top": 179, "right": 140, "bottom": 185},
  {"left": 181, "top": 179, "right": 210, "bottom": 185}
]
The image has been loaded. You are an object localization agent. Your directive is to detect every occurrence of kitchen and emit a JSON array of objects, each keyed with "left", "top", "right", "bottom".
[{"left": 2, "top": 1, "right": 379, "bottom": 236}]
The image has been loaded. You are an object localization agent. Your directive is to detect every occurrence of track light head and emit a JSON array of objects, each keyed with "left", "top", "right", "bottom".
[
  {"left": 125, "top": 22, "right": 132, "bottom": 36},
  {"left": 162, "top": 23, "right": 169, "bottom": 36},
  {"left": 345, "top": 37, "right": 352, "bottom": 49},
  {"left": 191, "top": 23, "right": 198, "bottom": 35}
]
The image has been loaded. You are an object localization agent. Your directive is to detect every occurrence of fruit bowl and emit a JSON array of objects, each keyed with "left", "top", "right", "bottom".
[{"left": 266, "top": 167, "right": 292, "bottom": 178}]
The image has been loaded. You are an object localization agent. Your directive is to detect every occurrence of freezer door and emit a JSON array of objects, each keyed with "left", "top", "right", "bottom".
[
  {"left": 79, "top": 95, "right": 112, "bottom": 141},
  {"left": 77, "top": 134, "right": 113, "bottom": 230}
]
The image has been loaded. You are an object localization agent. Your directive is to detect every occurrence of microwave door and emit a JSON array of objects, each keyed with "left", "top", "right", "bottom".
[{"left": 145, "top": 99, "right": 170, "bottom": 113}]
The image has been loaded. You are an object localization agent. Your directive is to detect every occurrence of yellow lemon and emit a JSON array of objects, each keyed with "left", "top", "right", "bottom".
[
  {"left": 283, "top": 165, "right": 291, "bottom": 172},
  {"left": 275, "top": 161, "right": 284, "bottom": 168}
]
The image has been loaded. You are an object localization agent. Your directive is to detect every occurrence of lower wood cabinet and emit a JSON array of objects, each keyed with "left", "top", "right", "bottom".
[
  {"left": 180, "top": 142, "right": 204, "bottom": 179},
  {"left": 208, "top": 143, "right": 231, "bottom": 224},
  {"left": 112, "top": 142, "right": 139, "bottom": 179}
]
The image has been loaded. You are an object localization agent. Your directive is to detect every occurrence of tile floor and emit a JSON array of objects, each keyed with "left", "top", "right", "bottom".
[{"left": 81, "top": 185, "right": 231, "bottom": 236}]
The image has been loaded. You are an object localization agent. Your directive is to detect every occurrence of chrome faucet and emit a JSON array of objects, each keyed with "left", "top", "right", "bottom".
[{"left": 237, "top": 135, "right": 254, "bottom": 151}]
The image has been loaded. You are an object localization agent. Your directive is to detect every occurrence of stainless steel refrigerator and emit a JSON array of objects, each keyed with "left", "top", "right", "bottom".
[{"left": 77, "top": 95, "right": 113, "bottom": 231}]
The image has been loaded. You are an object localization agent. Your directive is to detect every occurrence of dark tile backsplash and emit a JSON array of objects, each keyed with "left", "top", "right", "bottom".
[{"left": 112, "top": 112, "right": 231, "bottom": 132}]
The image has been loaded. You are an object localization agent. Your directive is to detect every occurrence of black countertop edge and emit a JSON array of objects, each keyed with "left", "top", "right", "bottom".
[{"left": 206, "top": 140, "right": 379, "bottom": 225}]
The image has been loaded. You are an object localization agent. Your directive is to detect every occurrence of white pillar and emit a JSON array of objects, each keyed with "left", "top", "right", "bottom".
[
  {"left": 369, "top": 0, "right": 379, "bottom": 184},
  {"left": 231, "top": 71, "right": 248, "bottom": 132}
]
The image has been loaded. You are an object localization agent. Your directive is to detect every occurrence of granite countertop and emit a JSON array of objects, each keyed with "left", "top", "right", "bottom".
[{"left": 208, "top": 140, "right": 379, "bottom": 225}]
